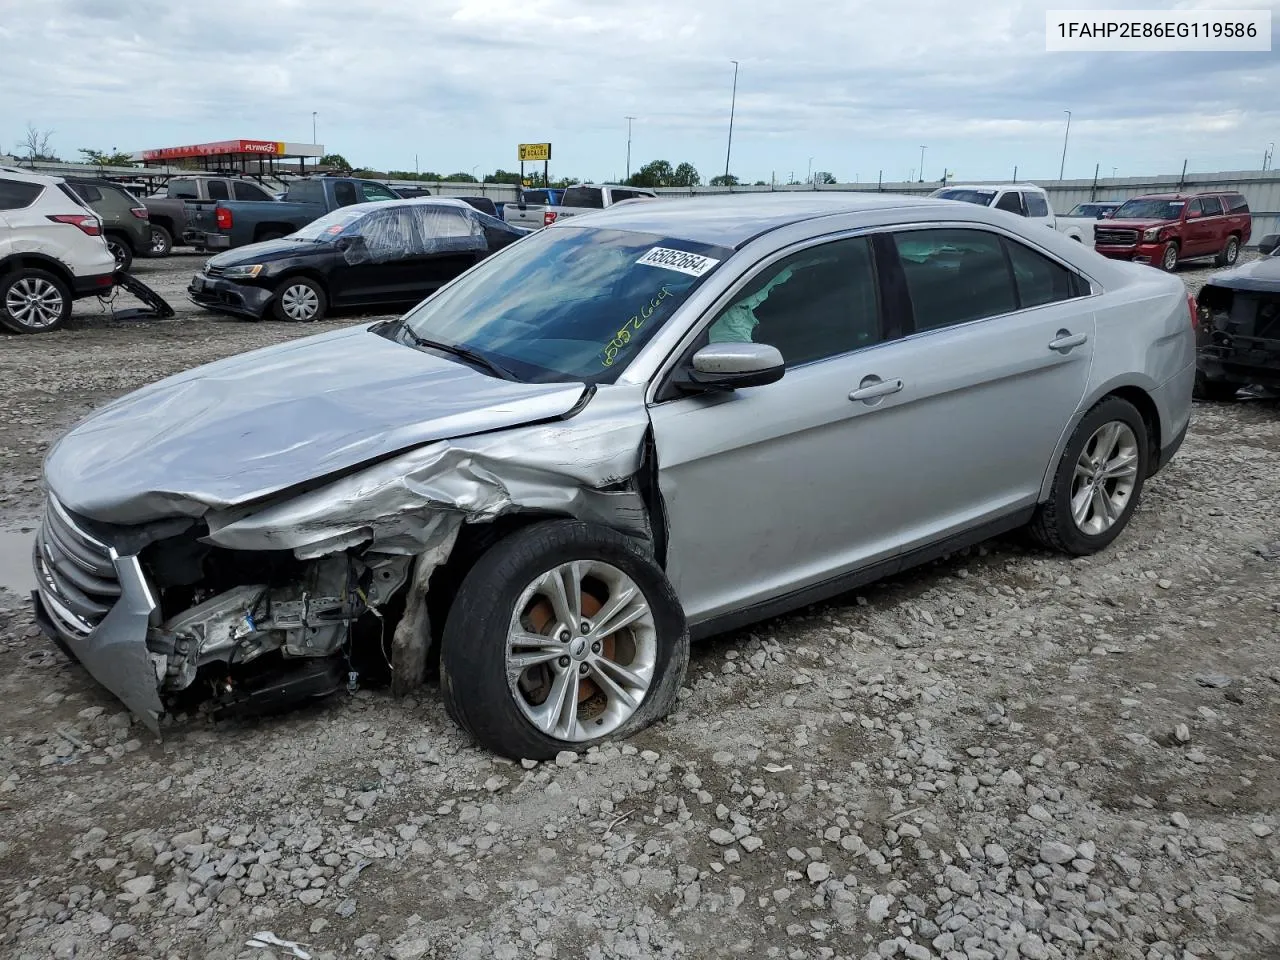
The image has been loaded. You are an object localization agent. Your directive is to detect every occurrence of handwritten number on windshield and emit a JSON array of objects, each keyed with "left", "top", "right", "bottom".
[{"left": 601, "top": 286, "right": 672, "bottom": 367}]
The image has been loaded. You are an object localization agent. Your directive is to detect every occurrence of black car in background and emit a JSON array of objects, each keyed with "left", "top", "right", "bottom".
[
  {"left": 188, "top": 198, "right": 530, "bottom": 322},
  {"left": 1195, "top": 243, "right": 1280, "bottom": 400}
]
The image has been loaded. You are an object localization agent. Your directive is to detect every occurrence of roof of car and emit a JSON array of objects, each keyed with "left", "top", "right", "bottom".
[
  {"left": 326, "top": 196, "right": 478, "bottom": 216},
  {"left": 0, "top": 167, "right": 63, "bottom": 185},
  {"left": 549, "top": 192, "right": 939, "bottom": 248},
  {"left": 941, "top": 183, "right": 1047, "bottom": 192},
  {"left": 1129, "top": 191, "right": 1233, "bottom": 200}
]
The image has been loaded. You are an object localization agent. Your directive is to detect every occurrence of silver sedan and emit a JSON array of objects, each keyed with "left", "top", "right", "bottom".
[{"left": 35, "top": 193, "right": 1195, "bottom": 758}]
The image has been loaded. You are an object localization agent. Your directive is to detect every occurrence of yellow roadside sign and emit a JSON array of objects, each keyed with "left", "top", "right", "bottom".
[{"left": 518, "top": 143, "right": 551, "bottom": 162}]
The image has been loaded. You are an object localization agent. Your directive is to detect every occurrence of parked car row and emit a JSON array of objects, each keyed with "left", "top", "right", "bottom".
[{"left": 30, "top": 190, "right": 1198, "bottom": 759}]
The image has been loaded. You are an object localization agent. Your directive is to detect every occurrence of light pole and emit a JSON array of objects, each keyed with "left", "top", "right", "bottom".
[
  {"left": 311, "top": 112, "right": 317, "bottom": 144},
  {"left": 625, "top": 116, "right": 636, "bottom": 180},
  {"left": 1059, "top": 110, "right": 1072, "bottom": 179},
  {"left": 724, "top": 60, "right": 739, "bottom": 182},
  {"left": 471, "top": 164, "right": 479, "bottom": 182},
  {"left": 807, "top": 156, "right": 814, "bottom": 184},
  {"left": 918, "top": 145, "right": 926, "bottom": 182}
]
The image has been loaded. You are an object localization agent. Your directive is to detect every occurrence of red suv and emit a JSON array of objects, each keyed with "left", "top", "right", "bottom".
[{"left": 1094, "top": 191, "right": 1251, "bottom": 271}]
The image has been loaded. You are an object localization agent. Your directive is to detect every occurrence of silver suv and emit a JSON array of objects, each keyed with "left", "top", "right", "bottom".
[
  {"left": 34, "top": 193, "right": 1194, "bottom": 757},
  {"left": 0, "top": 168, "right": 116, "bottom": 332}
]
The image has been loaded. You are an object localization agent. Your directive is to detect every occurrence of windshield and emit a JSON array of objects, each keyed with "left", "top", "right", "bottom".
[
  {"left": 289, "top": 207, "right": 367, "bottom": 241},
  {"left": 1113, "top": 198, "right": 1185, "bottom": 221},
  {"left": 933, "top": 189, "right": 996, "bottom": 206},
  {"left": 398, "top": 226, "right": 731, "bottom": 384}
]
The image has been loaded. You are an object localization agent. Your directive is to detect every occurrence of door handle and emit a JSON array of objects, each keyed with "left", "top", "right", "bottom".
[
  {"left": 1048, "top": 330, "right": 1088, "bottom": 352},
  {"left": 849, "top": 376, "right": 904, "bottom": 403}
]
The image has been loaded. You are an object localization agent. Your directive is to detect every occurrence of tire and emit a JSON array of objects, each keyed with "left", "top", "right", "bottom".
[
  {"left": 440, "top": 519, "right": 689, "bottom": 760},
  {"left": 1214, "top": 235, "right": 1240, "bottom": 267},
  {"left": 0, "top": 268, "right": 72, "bottom": 334},
  {"left": 1030, "top": 396, "right": 1149, "bottom": 556},
  {"left": 1160, "top": 242, "right": 1179, "bottom": 272},
  {"left": 271, "top": 276, "right": 327, "bottom": 322},
  {"left": 106, "top": 236, "right": 133, "bottom": 273},
  {"left": 1193, "top": 371, "right": 1239, "bottom": 402},
  {"left": 148, "top": 225, "right": 173, "bottom": 258}
]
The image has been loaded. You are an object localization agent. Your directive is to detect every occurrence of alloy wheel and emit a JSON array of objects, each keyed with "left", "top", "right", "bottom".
[
  {"left": 1070, "top": 421, "right": 1139, "bottom": 536},
  {"left": 4, "top": 276, "right": 65, "bottom": 330},
  {"left": 1225, "top": 238, "right": 1239, "bottom": 264},
  {"left": 107, "top": 239, "right": 128, "bottom": 269},
  {"left": 280, "top": 283, "right": 319, "bottom": 321},
  {"left": 506, "top": 560, "right": 657, "bottom": 742}
]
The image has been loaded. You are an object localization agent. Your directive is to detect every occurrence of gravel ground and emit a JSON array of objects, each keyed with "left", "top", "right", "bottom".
[{"left": 0, "top": 253, "right": 1277, "bottom": 960}]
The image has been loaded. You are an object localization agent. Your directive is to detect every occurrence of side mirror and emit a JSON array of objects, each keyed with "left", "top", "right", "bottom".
[
  {"left": 681, "top": 342, "right": 785, "bottom": 391},
  {"left": 1188, "top": 210, "right": 1202, "bottom": 219}
]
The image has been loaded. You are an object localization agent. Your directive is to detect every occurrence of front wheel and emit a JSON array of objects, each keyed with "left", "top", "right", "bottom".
[
  {"left": 441, "top": 520, "right": 689, "bottom": 760},
  {"left": 1160, "top": 242, "right": 1179, "bottom": 272},
  {"left": 1030, "top": 396, "right": 1149, "bottom": 556},
  {"left": 272, "top": 277, "right": 327, "bottom": 322},
  {"left": 1215, "top": 235, "right": 1240, "bottom": 267}
]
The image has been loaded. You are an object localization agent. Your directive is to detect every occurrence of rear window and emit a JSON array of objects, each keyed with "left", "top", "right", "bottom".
[
  {"left": 70, "top": 183, "right": 103, "bottom": 203},
  {"left": 562, "top": 187, "right": 604, "bottom": 209},
  {"left": 521, "top": 189, "right": 550, "bottom": 204},
  {"left": 1226, "top": 194, "right": 1250, "bottom": 213},
  {"left": 167, "top": 180, "right": 198, "bottom": 199},
  {"left": 0, "top": 178, "right": 42, "bottom": 210}
]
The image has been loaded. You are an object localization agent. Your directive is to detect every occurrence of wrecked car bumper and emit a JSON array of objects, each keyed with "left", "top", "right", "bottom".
[
  {"left": 188, "top": 275, "right": 272, "bottom": 319},
  {"left": 30, "top": 495, "right": 164, "bottom": 731}
]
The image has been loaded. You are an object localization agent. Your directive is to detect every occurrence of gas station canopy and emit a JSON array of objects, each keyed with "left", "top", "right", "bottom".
[{"left": 134, "top": 139, "right": 325, "bottom": 175}]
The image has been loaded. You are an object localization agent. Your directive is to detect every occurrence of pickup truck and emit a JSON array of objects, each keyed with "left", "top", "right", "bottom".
[
  {"left": 513, "top": 184, "right": 656, "bottom": 229},
  {"left": 185, "top": 177, "right": 402, "bottom": 251},
  {"left": 1094, "top": 191, "right": 1252, "bottom": 271},
  {"left": 502, "top": 187, "right": 564, "bottom": 230},
  {"left": 143, "top": 176, "right": 277, "bottom": 256},
  {"left": 1054, "top": 200, "right": 1122, "bottom": 244}
]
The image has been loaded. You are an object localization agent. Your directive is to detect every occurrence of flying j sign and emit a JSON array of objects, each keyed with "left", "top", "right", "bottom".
[{"left": 141, "top": 140, "right": 288, "bottom": 162}]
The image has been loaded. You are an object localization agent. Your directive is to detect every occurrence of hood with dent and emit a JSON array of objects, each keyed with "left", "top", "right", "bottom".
[
  {"left": 45, "top": 325, "right": 588, "bottom": 524},
  {"left": 1201, "top": 254, "right": 1280, "bottom": 293}
]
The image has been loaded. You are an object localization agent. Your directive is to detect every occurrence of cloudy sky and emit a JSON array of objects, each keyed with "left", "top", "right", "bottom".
[{"left": 0, "top": 0, "right": 1276, "bottom": 184}]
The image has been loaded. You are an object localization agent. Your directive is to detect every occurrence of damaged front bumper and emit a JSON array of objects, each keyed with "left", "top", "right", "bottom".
[{"left": 31, "top": 495, "right": 164, "bottom": 730}]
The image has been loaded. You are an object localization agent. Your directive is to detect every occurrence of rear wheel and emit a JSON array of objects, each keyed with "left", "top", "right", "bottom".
[
  {"left": 0, "top": 269, "right": 72, "bottom": 334},
  {"left": 148, "top": 225, "right": 173, "bottom": 257},
  {"left": 1214, "top": 235, "right": 1240, "bottom": 267},
  {"left": 441, "top": 520, "right": 689, "bottom": 760},
  {"left": 1160, "top": 242, "right": 1179, "bottom": 272},
  {"left": 1030, "top": 396, "right": 1148, "bottom": 556},
  {"left": 271, "top": 277, "right": 326, "bottom": 322},
  {"left": 106, "top": 235, "right": 133, "bottom": 273}
]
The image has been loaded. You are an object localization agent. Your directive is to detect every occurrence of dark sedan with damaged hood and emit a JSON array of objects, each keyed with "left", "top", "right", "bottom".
[{"left": 34, "top": 193, "right": 1193, "bottom": 758}]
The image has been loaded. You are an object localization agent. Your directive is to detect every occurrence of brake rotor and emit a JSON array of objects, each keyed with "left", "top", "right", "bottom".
[{"left": 527, "top": 592, "right": 616, "bottom": 703}]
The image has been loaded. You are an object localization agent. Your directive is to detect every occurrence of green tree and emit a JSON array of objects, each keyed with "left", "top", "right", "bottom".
[
  {"left": 78, "top": 148, "right": 135, "bottom": 167},
  {"left": 628, "top": 159, "right": 673, "bottom": 188},
  {"left": 484, "top": 169, "right": 523, "bottom": 185},
  {"left": 443, "top": 172, "right": 479, "bottom": 183},
  {"left": 753, "top": 180, "right": 767, "bottom": 186},
  {"left": 709, "top": 174, "right": 739, "bottom": 187},
  {"left": 319, "top": 153, "right": 352, "bottom": 171},
  {"left": 814, "top": 171, "right": 837, "bottom": 185},
  {"left": 551, "top": 176, "right": 578, "bottom": 189},
  {"left": 671, "top": 162, "right": 701, "bottom": 187}
]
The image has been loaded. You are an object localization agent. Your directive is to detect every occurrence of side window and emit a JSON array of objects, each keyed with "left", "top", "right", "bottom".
[
  {"left": 995, "top": 191, "right": 1024, "bottom": 215},
  {"left": 290, "top": 181, "right": 323, "bottom": 203},
  {"left": 0, "top": 179, "right": 42, "bottom": 209},
  {"left": 206, "top": 180, "right": 230, "bottom": 201},
  {"left": 893, "top": 229, "right": 1017, "bottom": 331},
  {"left": 610, "top": 189, "right": 636, "bottom": 203},
  {"left": 233, "top": 181, "right": 270, "bottom": 201},
  {"left": 168, "top": 180, "right": 197, "bottom": 199},
  {"left": 1025, "top": 193, "right": 1050, "bottom": 217},
  {"left": 71, "top": 184, "right": 103, "bottom": 203},
  {"left": 360, "top": 182, "right": 399, "bottom": 202},
  {"left": 1002, "top": 238, "right": 1079, "bottom": 308},
  {"left": 1227, "top": 194, "right": 1250, "bottom": 213},
  {"left": 706, "top": 236, "right": 881, "bottom": 367},
  {"left": 333, "top": 181, "right": 358, "bottom": 207},
  {"left": 1199, "top": 196, "right": 1223, "bottom": 216},
  {"left": 1186, "top": 199, "right": 1203, "bottom": 217}
]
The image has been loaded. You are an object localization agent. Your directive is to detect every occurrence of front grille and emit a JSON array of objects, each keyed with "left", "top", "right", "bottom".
[
  {"left": 1095, "top": 228, "right": 1139, "bottom": 246},
  {"left": 35, "top": 495, "right": 121, "bottom": 636},
  {"left": 205, "top": 264, "right": 225, "bottom": 279}
]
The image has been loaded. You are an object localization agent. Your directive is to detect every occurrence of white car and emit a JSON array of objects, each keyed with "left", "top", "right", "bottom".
[
  {"left": 1054, "top": 201, "right": 1123, "bottom": 245},
  {"left": 930, "top": 183, "right": 1057, "bottom": 231},
  {"left": 0, "top": 168, "right": 116, "bottom": 333}
]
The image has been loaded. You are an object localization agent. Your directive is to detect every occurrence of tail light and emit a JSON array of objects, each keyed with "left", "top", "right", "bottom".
[
  {"left": 543, "top": 210, "right": 558, "bottom": 226},
  {"left": 47, "top": 214, "right": 101, "bottom": 236},
  {"left": 130, "top": 206, "right": 148, "bottom": 220},
  {"left": 215, "top": 207, "right": 233, "bottom": 230},
  {"left": 1187, "top": 292, "right": 1198, "bottom": 330}
]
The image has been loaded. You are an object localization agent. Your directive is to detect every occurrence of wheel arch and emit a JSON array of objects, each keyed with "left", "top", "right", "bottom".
[
  {"left": 254, "top": 222, "right": 297, "bottom": 241},
  {"left": 0, "top": 253, "right": 75, "bottom": 289}
]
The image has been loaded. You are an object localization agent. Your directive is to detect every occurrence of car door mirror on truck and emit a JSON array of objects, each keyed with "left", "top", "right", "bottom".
[{"left": 681, "top": 342, "right": 786, "bottom": 392}]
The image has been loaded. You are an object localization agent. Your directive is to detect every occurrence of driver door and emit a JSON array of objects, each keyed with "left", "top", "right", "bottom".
[{"left": 647, "top": 234, "right": 903, "bottom": 625}]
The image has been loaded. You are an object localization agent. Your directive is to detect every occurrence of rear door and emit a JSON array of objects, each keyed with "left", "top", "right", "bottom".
[
  {"left": 1182, "top": 198, "right": 1212, "bottom": 255},
  {"left": 846, "top": 226, "right": 1095, "bottom": 556}
]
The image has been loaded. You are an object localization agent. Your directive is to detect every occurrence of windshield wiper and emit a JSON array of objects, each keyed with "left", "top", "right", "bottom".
[{"left": 399, "top": 324, "right": 515, "bottom": 380}]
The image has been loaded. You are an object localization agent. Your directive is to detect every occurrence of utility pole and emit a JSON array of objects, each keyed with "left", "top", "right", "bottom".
[
  {"left": 311, "top": 112, "right": 317, "bottom": 145},
  {"left": 724, "top": 60, "right": 739, "bottom": 181},
  {"left": 918, "top": 146, "right": 926, "bottom": 182},
  {"left": 1059, "top": 110, "right": 1071, "bottom": 179},
  {"left": 625, "top": 116, "right": 636, "bottom": 180},
  {"left": 807, "top": 157, "right": 813, "bottom": 184},
  {"left": 1265, "top": 142, "right": 1275, "bottom": 171}
]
